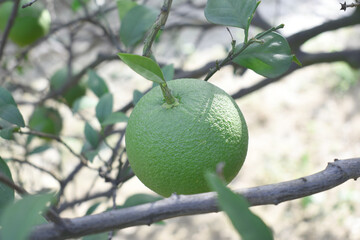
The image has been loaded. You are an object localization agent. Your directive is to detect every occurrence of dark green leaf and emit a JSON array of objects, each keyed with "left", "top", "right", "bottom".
[
  {"left": 85, "top": 202, "right": 101, "bottom": 215},
  {"left": 0, "top": 126, "right": 16, "bottom": 140},
  {"left": 101, "top": 112, "right": 128, "bottom": 127},
  {"left": 117, "top": 0, "right": 137, "bottom": 20},
  {"left": 233, "top": 32, "right": 292, "bottom": 78},
  {"left": 87, "top": 70, "right": 109, "bottom": 98},
  {"left": 206, "top": 172, "right": 273, "bottom": 240},
  {"left": 0, "top": 193, "right": 53, "bottom": 240},
  {"left": 119, "top": 5, "right": 158, "bottom": 47},
  {"left": 84, "top": 123, "right": 99, "bottom": 148},
  {"left": 132, "top": 90, "right": 143, "bottom": 106},
  {"left": 0, "top": 157, "right": 14, "bottom": 216},
  {"left": 205, "top": 0, "right": 258, "bottom": 29},
  {"left": 118, "top": 53, "right": 165, "bottom": 84},
  {"left": 96, "top": 93, "right": 113, "bottom": 124},
  {"left": 0, "top": 105, "right": 25, "bottom": 127}
]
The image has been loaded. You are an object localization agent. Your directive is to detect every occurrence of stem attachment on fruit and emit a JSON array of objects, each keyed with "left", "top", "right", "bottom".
[{"left": 160, "top": 83, "right": 179, "bottom": 108}]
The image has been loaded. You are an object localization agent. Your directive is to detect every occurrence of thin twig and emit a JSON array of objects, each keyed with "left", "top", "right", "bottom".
[
  {"left": 0, "top": 172, "right": 28, "bottom": 195},
  {"left": 0, "top": 0, "right": 20, "bottom": 62},
  {"left": 22, "top": 0, "right": 38, "bottom": 8}
]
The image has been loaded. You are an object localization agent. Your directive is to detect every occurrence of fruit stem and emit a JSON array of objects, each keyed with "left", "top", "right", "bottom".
[{"left": 160, "top": 83, "right": 179, "bottom": 108}]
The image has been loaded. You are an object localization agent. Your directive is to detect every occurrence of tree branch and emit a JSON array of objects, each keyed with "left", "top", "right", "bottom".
[{"left": 30, "top": 157, "right": 360, "bottom": 240}]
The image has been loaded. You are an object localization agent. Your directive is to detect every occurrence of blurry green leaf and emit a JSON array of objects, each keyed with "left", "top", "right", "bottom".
[
  {"left": 71, "top": 0, "right": 90, "bottom": 12},
  {"left": 121, "top": 194, "right": 163, "bottom": 208},
  {"left": 0, "top": 87, "right": 25, "bottom": 127},
  {"left": 81, "top": 141, "right": 99, "bottom": 162},
  {"left": 206, "top": 172, "right": 273, "bottom": 240},
  {"left": 26, "top": 145, "right": 51, "bottom": 156},
  {"left": 116, "top": 0, "right": 137, "bottom": 20},
  {"left": 0, "top": 193, "right": 53, "bottom": 240},
  {"left": 0, "top": 157, "right": 14, "bottom": 216},
  {"left": 118, "top": 53, "right": 165, "bottom": 84},
  {"left": 87, "top": 70, "right": 109, "bottom": 98},
  {"left": 233, "top": 32, "right": 292, "bottom": 78},
  {"left": 85, "top": 202, "right": 101, "bottom": 215},
  {"left": 0, "top": 105, "right": 25, "bottom": 128},
  {"left": 162, "top": 64, "right": 175, "bottom": 81},
  {"left": 96, "top": 93, "right": 113, "bottom": 124},
  {"left": 119, "top": 5, "right": 158, "bottom": 47},
  {"left": 72, "top": 96, "right": 98, "bottom": 113},
  {"left": 205, "top": 0, "right": 258, "bottom": 29},
  {"left": 0, "top": 126, "right": 17, "bottom": 140},
  {"left": 132, "top": 90, "right": 143, "bottom": 106},
  {"left": 101, "top": 112, "right": 128, "bottom": 127},
  {"left": 84, "top": 123, "right": 99, "bottom": 148},
  {"left": 28, "top": 107, "right": 62, "bottom": 136}
]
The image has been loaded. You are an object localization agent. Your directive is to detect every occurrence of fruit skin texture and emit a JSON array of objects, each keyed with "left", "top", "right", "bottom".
[
  {"left": 125, "top": 78, "right": 248, "bottom": 197},
  {"left": 0, "top": 1, "right": 51, "bottom": 47}
]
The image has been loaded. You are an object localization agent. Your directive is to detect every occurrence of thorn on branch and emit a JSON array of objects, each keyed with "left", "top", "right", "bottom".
[{"left": 340, "top": 1, "right": 360, "bottom": 11}]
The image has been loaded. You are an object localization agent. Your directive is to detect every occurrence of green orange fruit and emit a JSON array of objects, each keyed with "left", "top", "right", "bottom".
[
  {"left": 0, "top": 0, "right": 51, "bottom": 47},
  {"left": 125, "top": 78, "right": 248, "bottom": 197}
]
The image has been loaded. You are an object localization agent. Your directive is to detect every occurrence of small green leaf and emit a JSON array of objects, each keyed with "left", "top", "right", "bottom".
[
  {"left": 87, "top": 70, "right": 109, "bottom": 98},
  {"left": 116, "top": 0, "right": 137, "bottom": 20},
  {"left": 0, "top": 157, "right": 14, "bottom": 216},
  {"left": 0, "top": 193, "right": 53, "bottom": 240},
  {"left": 72, "top": 96, "right": 98, "bottom": 113},
  {"left": 132, "top": 90, "right": 143, "bottom": 106},
  {"left": 71, "top": 0, "right": 90, "bottom": 12},
  {"left": 233, "top": 32, "right": 292, "bottom": 78},
  {"left": 205, "top": 0, "right": 258, "bottom": 29},
  {"left": 119, "top": 5, "right": 158, "bottom": 47},
  {"left": 85, "top": 202, "right": 101, "bottom": 215},
  {"left": 292, "top": 54, "right": 302, "bottom": 67},
  {"left": 118, "top": 53, "right": 165, "bottom": 84},
  {"left": 120, "top": 194, "right": 163, "bottom": 208},
  {"left": 206, "top": 172, "right": 273, "bottom": 240},
  {"left": 84, "top": 123, "right": 99, "bottom": 148},
  {"left": 26, "top": 145, "right": 51, "bottom": 156},
  {"left": 101, "top": 112, "right": 128, "bottom": 127},
  {"left": 0, "top": 105, "right": 25, "bottom": 128},
  {"left": 96, "top": 93, "right": 113, "bottom": 124}
]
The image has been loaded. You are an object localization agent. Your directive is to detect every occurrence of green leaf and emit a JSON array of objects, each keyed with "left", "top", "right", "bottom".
[
  {"left": 119, "top": 5, "right": 158, "bottom": 47},
  {"left": 26, "top": 145, "right": 51, "bottom": 156},
  {"left": 72, "top": 96, "right": 98, "bottom": 113},
  {"left": 205, "top": 0, "right": 258, "bottom": 29},
  {"left": 87, "top": 70, "right": 109, "bottom": 98},
  {"left": 119, "top": 53, "right": 165, "bottom": 84},
  {"left": 0, "top": 126, "right": 17, "bottom": 140},
  {"left": 132, "top": 90, "right": 143, "bottom": 106},
  {"left": 206, "top": 172, "right": 273, "bottom": 240},
  {"left": 85, "top": 202, "right": 101, "bottom": 215},
  {"left": 120, "top": 194, "right": 163, "bottom": 208},
  {"left": 0, "top": 105, "right": 25, "bottom": 128},
  {"left": 0, "top": 87, "right": 16, "bottom": 106},
  {"left": 162, "top": 64, "right": 175, "bottom": 81},
  {"left": 116, "top": 0, "right": 137, "bottom": 20},
  {"left": 96, "top": 93, "right": 113, "bottom": 124},
  {"left": 0, "top": 157, "right": 14, "bottom": 216},
  {"left": 233, "top": 32, "right": 292, "bottom": 78},
  {"left": 101, "top": 112, "right": 128, "bottom": 127},
  {"left": 84, "top": 123, "right": 99, "bottom": 148},
  {"left": 71, "top": 0, "right": 90, "bottom": 12},
  {"left": 0, "top": 193, "right": 53, "bottom": 240}
]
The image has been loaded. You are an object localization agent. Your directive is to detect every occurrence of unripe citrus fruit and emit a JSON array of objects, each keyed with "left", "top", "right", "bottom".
[
  {"left": 0, "top": 0, "right": 51, "bottom": 47},
  {"left": 50, "top": 68, "right": 87, "bottom": 108},
  {"left": 125, "top": 78, "right": 248, "bottom": 197}
]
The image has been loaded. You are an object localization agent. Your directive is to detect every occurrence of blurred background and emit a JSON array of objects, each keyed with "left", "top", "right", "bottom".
[{"left": 0, "top": 0, "right": 359, "bottom": 239}]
